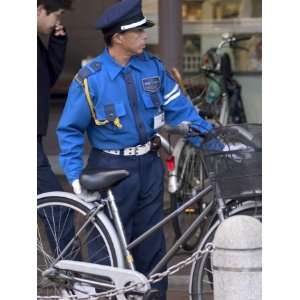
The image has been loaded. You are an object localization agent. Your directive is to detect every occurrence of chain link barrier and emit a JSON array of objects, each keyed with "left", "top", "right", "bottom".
[{"left": 38, "top": 243, "right": 215, "bottom": 300}]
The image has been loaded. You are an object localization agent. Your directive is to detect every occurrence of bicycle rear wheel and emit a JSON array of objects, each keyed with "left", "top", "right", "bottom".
[
  {"left": 189, "top": 200, "right": 262, "bottom": 300},
  {"left": 37, "top": 192, "right": 123, "bottom": 298},
  {"left": 171, "top": 143, "right": 207, "bottom": 251}
]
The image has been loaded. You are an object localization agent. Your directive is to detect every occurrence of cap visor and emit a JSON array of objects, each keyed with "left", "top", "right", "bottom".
[{"left": 135, "top": 19, "right": 155, "bottom": 29}]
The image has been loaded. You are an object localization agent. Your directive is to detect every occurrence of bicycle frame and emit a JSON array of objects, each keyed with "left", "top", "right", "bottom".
[
  {"left": 39, "top": 182, "right": 219, "bottom": 300},
  {"left": 107, "top": 183, "right": 217, "bottom": 275},
  {"left": 157, "top": 133, "right": 186, "bottom": 194},
  {"left": 39, "top": 186, "right": 261, "bottom": 299}
]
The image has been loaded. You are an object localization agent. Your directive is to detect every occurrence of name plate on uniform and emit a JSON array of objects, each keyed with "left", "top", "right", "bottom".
[{"left": 142, "top": 76, "right": 161, "bottom": 93}]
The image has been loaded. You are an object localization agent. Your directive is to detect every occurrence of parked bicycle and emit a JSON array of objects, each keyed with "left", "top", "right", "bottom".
[
  {"left": 184, "top": 32, "right": 250, "bottom": 125},
  {"left": 37, "top": 123, "right": 261, "bottom": 300},
  {"left": 165, "top": 33, "right": 253, "bottom": 250}
]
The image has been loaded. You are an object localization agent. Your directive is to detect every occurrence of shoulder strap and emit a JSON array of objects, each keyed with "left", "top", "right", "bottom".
[{"left": 74, "top": 61, "right": 102, "bottom": 86}]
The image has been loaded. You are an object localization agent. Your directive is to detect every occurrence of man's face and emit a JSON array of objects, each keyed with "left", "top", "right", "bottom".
[
  {"left": 37, "top": 5, "right": 64, "bottom": 34},
  {"left": 117, "top": 29, "right": 148, "bottom": 55}
]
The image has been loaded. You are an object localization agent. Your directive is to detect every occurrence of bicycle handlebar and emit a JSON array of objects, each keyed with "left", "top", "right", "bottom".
[
  {"left": 164, "top": 124, "right": 261, "bottom": 149},
  {"left": 218, "top": 33, "right": 252, "bottom": 50},
  {"left": 233, "top": 35, "right": 252, "bottom": 42}
]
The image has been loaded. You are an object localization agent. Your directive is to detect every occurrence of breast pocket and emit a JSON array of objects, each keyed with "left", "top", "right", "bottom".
[
  {"left": 141, "top": 76, "right": 163, "bottom": 110},
  {"left": 95, "top": 102, "right": 127, "bottom": 129}
]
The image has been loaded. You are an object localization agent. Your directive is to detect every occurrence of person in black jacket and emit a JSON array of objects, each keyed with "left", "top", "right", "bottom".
[
  {"left": 37, "top": 2, "right": 82, "bottom": 293},
  {"left": 37, "top": 0, "right": 72, "bottom": 194}
]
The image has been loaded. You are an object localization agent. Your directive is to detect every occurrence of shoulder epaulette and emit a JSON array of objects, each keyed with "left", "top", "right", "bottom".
[{"left": 74, "top": 61, "right": 102, "bottom": 85}]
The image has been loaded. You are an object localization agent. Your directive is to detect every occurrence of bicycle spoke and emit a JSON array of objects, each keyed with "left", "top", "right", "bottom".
[
  {"left": 56, "top": 206, "right": 72, "bottom": 247},
  {"left": 50, "top": 206, "right": 60, "bottom": 256}
]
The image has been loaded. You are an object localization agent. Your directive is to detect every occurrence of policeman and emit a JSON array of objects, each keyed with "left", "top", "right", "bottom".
[{"left": 57, "top": 0, "right": 213, "bottom": 298}]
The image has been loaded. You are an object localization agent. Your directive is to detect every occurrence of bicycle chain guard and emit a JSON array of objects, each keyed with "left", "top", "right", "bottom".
[{"left": 52, "top": 260, "right": 151, "bottom": 300}]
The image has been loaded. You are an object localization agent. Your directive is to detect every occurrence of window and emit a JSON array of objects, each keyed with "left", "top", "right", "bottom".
[
  {"left": 182, "top": 0, "right": 262, "bottom": 73},
  {"left": 142, "top": 0, "right": 262, "bottom": 73},
  {"left": 182, "top": 0, "right": 261, "bottom": 21}
]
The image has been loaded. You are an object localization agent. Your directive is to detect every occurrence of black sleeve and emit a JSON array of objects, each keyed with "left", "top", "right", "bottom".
[{"left": 47, "top": 32, "right": 68, "bottom": 87}]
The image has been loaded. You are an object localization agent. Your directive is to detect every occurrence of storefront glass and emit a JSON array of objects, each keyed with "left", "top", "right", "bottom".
[{"left": 143, "top": 0, "right": 262, "bottom": 74}]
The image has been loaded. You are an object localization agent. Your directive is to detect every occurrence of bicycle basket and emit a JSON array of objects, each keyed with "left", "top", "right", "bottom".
[{"left": 201, "top": 124, "right": 262, "bottom": 199}]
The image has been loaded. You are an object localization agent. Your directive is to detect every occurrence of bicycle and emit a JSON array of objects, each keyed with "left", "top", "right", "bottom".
[
  {"left": 37, "top": 123, "right": 261, "bottom": 300},
  {"left": 185, "top": 32, "right": 250, "bottom": 126},
  {"left": 166, "top": 33, "right": 253, "bottom": 250}
]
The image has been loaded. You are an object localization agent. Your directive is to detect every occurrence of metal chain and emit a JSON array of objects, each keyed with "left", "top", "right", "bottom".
[{"left": 37, "top": 243, "right": 215, "bottom": 300}]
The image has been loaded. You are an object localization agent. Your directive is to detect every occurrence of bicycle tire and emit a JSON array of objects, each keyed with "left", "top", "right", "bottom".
[
  {"left": 37, "top": 192, "right": 124, "bottom": 298},
  {"left": 189, "top": 201, "right": 262, "bottom": 300},
  {"left": 170, "top": 143, "right": 207, "bottom": 251}
]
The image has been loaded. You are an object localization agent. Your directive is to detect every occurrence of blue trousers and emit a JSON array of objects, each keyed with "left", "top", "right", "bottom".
[{"left": 86, "top": 149, "right": 168, "bottom": 299}]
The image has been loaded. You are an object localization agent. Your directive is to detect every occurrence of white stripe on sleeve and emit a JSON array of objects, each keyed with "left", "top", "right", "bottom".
[
  {"left": 164, "top": 90, "right": 181, "bottom": 105},
  {"left": 164, "top": 84, "right": 179, "bottom": 100}
]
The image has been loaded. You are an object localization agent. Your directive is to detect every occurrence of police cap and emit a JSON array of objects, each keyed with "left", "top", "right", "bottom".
[{"left": 96, "top": 0, "right": 154, "bottom": 36}]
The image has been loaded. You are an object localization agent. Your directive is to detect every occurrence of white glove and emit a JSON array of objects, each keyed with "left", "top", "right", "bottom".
[
  {"left": 222, "top": 143, "right": 247, "bottom": 152},
  {"left": 222, "top": 143, "right": 248, "bottom": 163},
  {"left": 72, "top": 179, "right": 82, "bottom": 195},
  {"left": 72, "top": 179, "right": 100, "bottom": 202}
]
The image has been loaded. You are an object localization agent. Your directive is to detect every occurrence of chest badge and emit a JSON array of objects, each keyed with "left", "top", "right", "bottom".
[{"left": 142, "top": 76, "right": 161, "bottom": 93}]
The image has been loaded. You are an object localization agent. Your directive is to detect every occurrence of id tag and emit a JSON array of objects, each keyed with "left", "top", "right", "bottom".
[{"left": 154, "top": 112, "right": 165, "bottom": 129}]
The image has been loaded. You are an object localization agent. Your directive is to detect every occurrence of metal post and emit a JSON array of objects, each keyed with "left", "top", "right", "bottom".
[
  {"left": 159, "top": 0, "right": 183, "bottom": 72},
  {"left": 212, "top": 215, "right": 262, "bottom": 300}
]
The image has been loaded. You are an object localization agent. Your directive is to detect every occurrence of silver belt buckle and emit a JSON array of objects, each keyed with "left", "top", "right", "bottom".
[
  {"left": 135, "top": 145, "right": 144, "bottom": 156},
  {"left": 122, "top": 142, "right": 151, "bottom": 156}
]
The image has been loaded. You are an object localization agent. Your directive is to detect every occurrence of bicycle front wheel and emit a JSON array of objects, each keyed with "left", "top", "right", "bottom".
[
  {"left": 37, "top": 192, "right": 124, "bottom": 298},
  {"left": 189, "top": 201, "right": 262, "bottom": 300}
]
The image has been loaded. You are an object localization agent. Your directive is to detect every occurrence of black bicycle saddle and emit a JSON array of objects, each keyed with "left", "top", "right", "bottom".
[{"left": 80, "top": 169, "right": 130, "bottom": 192}]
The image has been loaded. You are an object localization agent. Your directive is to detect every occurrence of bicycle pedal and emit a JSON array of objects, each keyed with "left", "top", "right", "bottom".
[{"left": 142, "top": 289, "right": 160, "bottom": 300}]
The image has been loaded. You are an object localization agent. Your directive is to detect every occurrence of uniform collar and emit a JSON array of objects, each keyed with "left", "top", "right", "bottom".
[
  {"left": 101, "top": 48, "right": 124, "bottom": 80},
  {"left": 101, "top": 48, "right": 146, "bottom": 79},
  {"left": 129, "top": 54, "right": 146, "bottom": 72}
]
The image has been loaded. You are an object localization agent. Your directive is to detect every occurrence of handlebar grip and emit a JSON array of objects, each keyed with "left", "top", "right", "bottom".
[{"left": 233, "top": 35, "right": 252, "bottom": 42}]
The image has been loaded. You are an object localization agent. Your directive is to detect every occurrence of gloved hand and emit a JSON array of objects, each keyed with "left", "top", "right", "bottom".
[
  {"left": 222, "top": 142, "right": 248, "bottom": 162},
  {"left": 222, "top": 143, "right": 248, "bottom": 152},
  {"left": 72, "top": 179, "right": 100, "bottom": 202}
]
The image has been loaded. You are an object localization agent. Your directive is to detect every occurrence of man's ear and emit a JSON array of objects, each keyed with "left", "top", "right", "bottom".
[{"left": 113, "top": 33, "right": 123, "bottom": 45}]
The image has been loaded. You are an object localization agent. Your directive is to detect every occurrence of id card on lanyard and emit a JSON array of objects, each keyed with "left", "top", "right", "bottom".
[
  {"left": 142, "top": 76, "right": 165, "bottom": 129},
  {"left": 154, "top": 112, "right": 165, "bottom": 129}
]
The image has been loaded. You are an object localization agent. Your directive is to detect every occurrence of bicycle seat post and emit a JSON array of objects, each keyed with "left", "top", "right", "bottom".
[{"left": 107, "top": 189, "right": 135, "bottom": 270}]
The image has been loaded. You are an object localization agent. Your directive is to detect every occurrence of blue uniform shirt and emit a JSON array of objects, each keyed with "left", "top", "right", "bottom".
[{"left": 57, "top": 48, "right": 213, "bottom": 183}]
